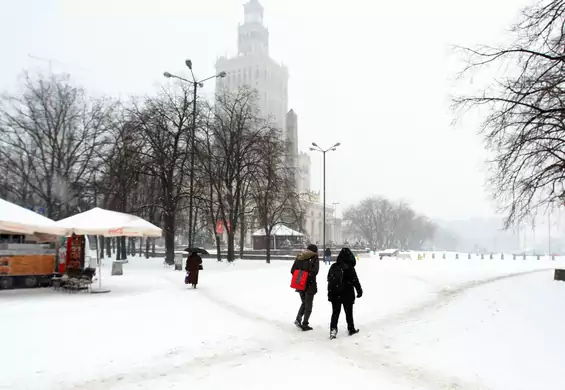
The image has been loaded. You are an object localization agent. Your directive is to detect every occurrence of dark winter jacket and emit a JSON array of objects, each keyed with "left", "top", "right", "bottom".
[
  {"left": 324, "top": 248, "right": 331, "bottom": 258},
  {"left": 290, "top": 249, "right": 320, "bottom": 295},
  {"left": 185, "top": 253, "right": 203, "bottom": 285},
  {"left": 327, "top": 248, "right": 362, "bottom": 303}
]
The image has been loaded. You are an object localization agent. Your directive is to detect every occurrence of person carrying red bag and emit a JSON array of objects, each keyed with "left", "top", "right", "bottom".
[{"left": 290, "top": 244, "right": 320, "bottom": 331}]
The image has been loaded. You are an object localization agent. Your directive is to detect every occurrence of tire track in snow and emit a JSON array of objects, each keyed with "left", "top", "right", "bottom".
[{"left": 69, "top": 267, "right": 552, "bottom": 389}]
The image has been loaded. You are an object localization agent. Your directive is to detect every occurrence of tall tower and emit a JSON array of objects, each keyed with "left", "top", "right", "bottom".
[
  {"left": 216, "top": 0, "right": 288, "bottom": 134},
  {"left": 286, "top": 109, "right": 298, "bottom": 167},
  {"left": 238, "top": 0, "right": 269, "bottom": 56}
]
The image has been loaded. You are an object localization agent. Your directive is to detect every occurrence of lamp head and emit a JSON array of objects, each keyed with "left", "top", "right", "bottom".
[
  {"left": 218, "top": 71, "right": 227, "bottom": 78},
  {"left": 163, "top": 72, "right": 172, "bottom": 78},
  {"left": 185, "top": 59, "right": 193, "bottom": 70},
  {"left": 311, "top": 142, "right": 318, "bottom": 147}
]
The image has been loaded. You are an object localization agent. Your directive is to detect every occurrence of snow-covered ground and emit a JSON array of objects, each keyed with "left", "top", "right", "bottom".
[{"left": 2, "top": 254, "right": 565, "bottom": 390}]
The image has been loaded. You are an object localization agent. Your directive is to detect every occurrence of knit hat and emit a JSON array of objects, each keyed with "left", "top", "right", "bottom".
[{"left": 307, "top": 244, "right": 318, "bottom": 253}]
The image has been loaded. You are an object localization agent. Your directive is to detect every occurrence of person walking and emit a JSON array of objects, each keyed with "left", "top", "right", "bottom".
[
  {"left": 327, "top": 247, "right": 363, "bottom": 339},
  {"left": 290, "top": 244, "right": 320, "bottom": 331},
  {"left": 185, "top": 251, "right": 203, "bottom": 289},
  {"left": 324, "top": 247, "right": 332, "bottom": 265}
]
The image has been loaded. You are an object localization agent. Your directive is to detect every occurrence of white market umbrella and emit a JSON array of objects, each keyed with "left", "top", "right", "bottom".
[
  {"left": 54, "top": 207, "right": 162, "bottom": 237},
  {"left": 0, "top": 198, "right": 68, "bottom": 236},
  {"left": 55, "top": 207, "right": 162, "bottom": 292}
]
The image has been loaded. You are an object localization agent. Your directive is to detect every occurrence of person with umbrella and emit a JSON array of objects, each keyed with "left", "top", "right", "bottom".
[{"left": 184, "top": 248, "right": 207, "bottom": 288}]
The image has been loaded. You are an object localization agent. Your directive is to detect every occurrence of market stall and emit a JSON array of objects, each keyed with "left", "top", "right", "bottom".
[
  {"left": 251, "top": 225, "right": 304, "bottom": 250},
  {"left": 54, "top": 207, "right": 162, "bottom": 293},
  {"left": 0, "top": 198, "right": 68, "bottom": 289}
]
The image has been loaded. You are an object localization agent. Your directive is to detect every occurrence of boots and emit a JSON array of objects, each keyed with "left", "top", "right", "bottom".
[
  {"left": 301, "top": 323, "right": 313, "bottom": 331},
  {"left": 294, "top": 319, "right": 302, "bottom": 329},
  {"left": 348, "top": 328, "right": 360, "bottom": 336},
  {"left": 330, "top": 329, "right": 337, "bottom": 340}
]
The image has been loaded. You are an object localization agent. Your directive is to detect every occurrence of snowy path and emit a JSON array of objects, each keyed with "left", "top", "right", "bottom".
[{"left": 1, "top": 257, "right": 564, "bottom": 390}]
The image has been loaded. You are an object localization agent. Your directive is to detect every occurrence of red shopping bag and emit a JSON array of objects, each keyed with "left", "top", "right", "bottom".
[{"left": 290, "top": 269, "right": 309, "bottom": 291}]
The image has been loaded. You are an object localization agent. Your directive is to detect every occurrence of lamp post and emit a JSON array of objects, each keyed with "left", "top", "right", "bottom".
[
  {"left": 163, "top": 62, "right": 226, "bottom": 248},
  {"left": 309, "top": 142, "right": 340, "bottom": 256}
]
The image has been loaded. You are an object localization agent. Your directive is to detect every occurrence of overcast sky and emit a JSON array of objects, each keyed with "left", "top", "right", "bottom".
[{"left": 0, "top": 0, "right": 533, "bottom": 221}]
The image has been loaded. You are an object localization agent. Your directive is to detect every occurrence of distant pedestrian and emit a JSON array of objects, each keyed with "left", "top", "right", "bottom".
[
  {"left": 324, "top": 247, "right": 332, "bottom": 265},
  {"left": 290, "top": 244, "right": 320, "bottom": 331},
  {"left": 327, "top": 247, "right": 363, "bottom": 339},
  {"left": 185, "top": 252, "right": 203, "bottom": 288}
]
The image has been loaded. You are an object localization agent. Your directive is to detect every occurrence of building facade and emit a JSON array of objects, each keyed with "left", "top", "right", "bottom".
[
  {"left": 215, "top": 0, "right": 289, "bottom": 136},
  {"left": 301, "top": 195, "right": 341, "bottom": 246}
]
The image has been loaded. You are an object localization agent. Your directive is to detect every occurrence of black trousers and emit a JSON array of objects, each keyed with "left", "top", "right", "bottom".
[
  {"left": 296, "top": 291, "right": 314, "bottom": 325},
  {"left": 330, "top": 300, "right": 355, "bottom": 331}
]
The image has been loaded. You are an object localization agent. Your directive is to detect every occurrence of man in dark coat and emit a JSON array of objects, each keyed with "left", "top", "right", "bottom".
[
  {"left": 290, "top": 244, "right": 320, "bottom": 331},
  {"left": 185, "top": 252, "right": 203, "bottom": 288},
  {"left": 327, "top": 247, "right": 363, "bottom": 339},
  {"left": 324, "top": 247, "right": 332, "bottom": 265}
]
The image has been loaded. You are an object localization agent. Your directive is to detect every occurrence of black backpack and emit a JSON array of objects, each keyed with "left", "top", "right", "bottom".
[{"left": 327, "top": 263, "right": 344, "bottom": 294}]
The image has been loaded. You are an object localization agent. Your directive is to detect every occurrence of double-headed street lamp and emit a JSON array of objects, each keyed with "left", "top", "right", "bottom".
[
  {"left": 163, "top": 60, "right": 226, "bottom": 248},
  {"left": 309, "top": 142, "right": 340, "bottom": 255}
]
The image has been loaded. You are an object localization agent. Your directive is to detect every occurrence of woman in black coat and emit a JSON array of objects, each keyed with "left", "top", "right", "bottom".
[{"left": 327, "top": 247, "right": 363, "bottom": 339}]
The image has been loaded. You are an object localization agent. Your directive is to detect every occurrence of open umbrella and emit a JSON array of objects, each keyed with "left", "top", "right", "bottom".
[
  {"left": 55, "top": 207, "right": 162, "bottom": 293},
  {"left": 184, "top": 247, "right": 209, "bottom": 255},
  {"left": 0, "top": 198, "right": 68, "bottom": 236}
]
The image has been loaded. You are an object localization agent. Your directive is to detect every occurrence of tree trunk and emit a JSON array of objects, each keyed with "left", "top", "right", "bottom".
[
  {"left": 116, "top": 237, "right": 122, "bottom": 260},
  {"left": 145, "top": 237, "right": 150, "bottom": 259},
  {"left": 265, "top": 231, "right": 271, "bottom": 264},
  {"left": 227, "top": 232, "right": 235, "bottom": 262},
  {"left": 215, "top": 234, "right": 222, "bottom": 262},
  {"left": 120, "top": 236, "right": 127, "bottom": 260},
  {"left": 151, "top": 237, "right": 156, "bottom": 257},
  {"left": 99, "top": 235, "right": 105, "bottom": 259},
  {"left": 239, "top": 214, "right": 246, "bottom": 259},
  {"left": 192, "top": 207, "right": 199, "bottom": 247},
  {"left": 139, "top": 237, "right": 143, "bottom": 257},
  {"left": 163, "top": 212, "right": 175, "bottom": 265},
  {"left": 106, "top": 237, "right": 111, "bottom": 258}
]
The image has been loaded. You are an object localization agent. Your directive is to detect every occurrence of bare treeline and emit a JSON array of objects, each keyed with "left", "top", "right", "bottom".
[
  {"left": 453, "top": 0, "right": 565, "bottom": 228},
  {"left": 343, "top": 196, "right": 435, "bottom": 250},
  {"left": 0, "top": 72, "right": 300, "bottom": 263}
]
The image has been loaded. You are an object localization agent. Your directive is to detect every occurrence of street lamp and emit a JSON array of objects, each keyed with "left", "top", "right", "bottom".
[
  {"left": 163, "top": 61, "right": 227, "bottom": 248},
  {"left": 309, "top": 142, "right": 340, "bottom": 255}
]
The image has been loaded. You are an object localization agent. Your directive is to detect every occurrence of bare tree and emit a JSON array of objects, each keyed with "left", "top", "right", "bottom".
[
  {"left": 96, "top": 110, "right": 144, "bottom": 260},
  {"left": 129, "top": 85, "right": 195, "bottom": 264},
  {"left": 453, "top": 0, "right": 565, "bottom": 228},
  {"left": 343, "top": 196, "right": 435, "bottom": 250},
  {"left": 0, "top": 72, "right": 112, "bottom": 219},
  {"left": 202, "top": 87, "right": 270, "bottom": 262},
  {"left": 252, "top": 129, "right": 301, "bottom": 263}
]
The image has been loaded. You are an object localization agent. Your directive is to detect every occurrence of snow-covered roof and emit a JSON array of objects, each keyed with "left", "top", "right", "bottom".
[
  {"left": 381, "top": 248, "right": 400, "bottom": 254},
  {"left": 252, "top": 225, "right": 304, "bottom": 237},
  {"left": 0, "top": 198, "right": 68, "bottom": 236}
]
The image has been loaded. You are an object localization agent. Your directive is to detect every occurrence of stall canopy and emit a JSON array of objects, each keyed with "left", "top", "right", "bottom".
[
  {"left": 54, "top": 207, "right": 162, "bottom": 237},
  {"left": 54, "top": 207, "right": 162, "bottom": 293},
  {"left": 252, "top": 225, "right": 304, "bottom": 237},
  {"left": 0, "top": 198, "right": 68, "bottom": 236}
]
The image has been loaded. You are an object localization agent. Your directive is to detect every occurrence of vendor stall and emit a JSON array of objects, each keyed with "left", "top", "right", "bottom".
[{"left": 54, "top": 207, "right": 162, "bottom": 293}]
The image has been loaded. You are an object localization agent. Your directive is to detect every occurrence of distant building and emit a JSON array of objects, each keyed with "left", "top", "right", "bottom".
[
  {"left": 301, "top": 193, "right": 341, "bottom": 245},
  {"left": 297, "top": 151, "right": 311, "bottom": 195},
  {"left": 215, "top": 0, "right": 289, "bottom": 136}
]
